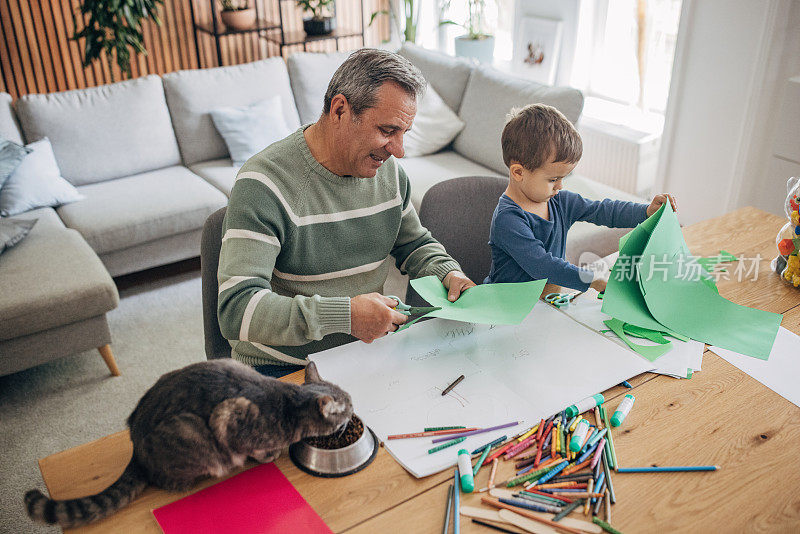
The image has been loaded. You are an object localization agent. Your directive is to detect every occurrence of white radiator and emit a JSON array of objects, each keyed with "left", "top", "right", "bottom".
[{"left": 574, "top": 115, "right": 661, "bottom": 197}]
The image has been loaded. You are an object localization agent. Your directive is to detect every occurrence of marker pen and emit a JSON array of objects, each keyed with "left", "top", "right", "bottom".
[
  {"left": 611, "top": 394, "right": 635, "bottom": 427},
  {"left": 457, "top": 449, "right": 475, "bottom": 492}
]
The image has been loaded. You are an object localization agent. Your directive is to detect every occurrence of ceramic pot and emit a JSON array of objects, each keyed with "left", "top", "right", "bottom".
[
  {"left": 454, "top": 34, "right": 495, "bottom": 64},
  {"left": 220, "top": 8, "right": 256, "bottom": 31},
  {"left": 303, "top": 17, "right": 335, "bottom": 36}
]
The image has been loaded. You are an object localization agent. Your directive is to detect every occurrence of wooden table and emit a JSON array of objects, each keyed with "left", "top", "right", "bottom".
[{"left": 39, "top": 207, "right": 800, "bottom": 533}]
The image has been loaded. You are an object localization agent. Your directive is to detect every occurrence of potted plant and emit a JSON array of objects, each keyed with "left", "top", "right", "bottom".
[
  {"left": 369, "top": 0, "right": 419, "bottom": 44},
  {"left": 219, "top": 0, "right": 256, "bottom": 32},
  {"left": 441, "top": 0, "right": 495, "bottom": 63},
  {"left": 296, "top": 0, "right": 336, "bottom": 36}
]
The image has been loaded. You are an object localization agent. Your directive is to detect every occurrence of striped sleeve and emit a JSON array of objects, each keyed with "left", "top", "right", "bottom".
[
  {"left": 217, "top": 174, "right": 351, "bottom": 347},
  {"left": 391, "top": 164, "right": 461, "bottom": 280}
]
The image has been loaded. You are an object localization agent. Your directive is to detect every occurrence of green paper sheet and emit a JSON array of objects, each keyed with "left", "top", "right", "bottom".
[
  {"left": 604, "top": 318, "right": 674, "bottom": 361},
  {"left": 698, "top": 250, "right": 738, "bottom": 272},
  {"left": 602, "top": 205, "right": 683, "bottom": 336},
  {"left": 637, "top": 204, "right": 781, "bottom": 360},
  {"left": 409, "top": 276, "right": 547, "bottom": 325}
]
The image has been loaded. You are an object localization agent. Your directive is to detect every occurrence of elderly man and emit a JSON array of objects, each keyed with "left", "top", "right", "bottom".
[{"left": 218, "top": 48, "right": 475, "bottom": 376}]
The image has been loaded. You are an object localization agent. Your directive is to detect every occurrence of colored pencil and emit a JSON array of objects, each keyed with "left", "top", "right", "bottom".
[
  {"left": 604, "top": 489, "right": 611, "bottom": 521},
  {"left": 430, "top": 421, "right": 520, "bottom": 444},
  {"left": 577, "top": 441, "right": 600, "bottom": 464},
  {"left": 426, "top": 426, "right": 466, "bottom": 432},
  {"left": 549, "top": 492, "right": 605, "bottom": 499},
  {"left": 590, "top": 438, "right": 606, "bottom": 469},
  {"left": 473, "top": 444, "right": 492, "bottom": 476},
  {"left": 471, "top": 435, "right": 506, "bottom": 455},
  {"left": 602, "top": 451, "right": 617, "bottom": 504},
  {"left": 470, "top": 519, "right": 519, "bottom": 534},
  {"left": 388, "top": 427, "right": 478, "bottom": 440},
  {"left": 561, "top": 458, "right": 592, "bottom": 477},
  {"left": 551, "top": 474, "right": 593, "bottom": 483},
  {"left": 521, "top": 489, "right": 573, "bottom": 503},
  {"left": 442, "top": 374, "right": 465, "bottom": 396},
  {"left": 453, "top": 468, "right": 460, "bottom": 534},
  {"left": 616, "top": 465, "right": 719, "bottom": 472},
  {"left": 594, "top": 406, "right": 603, "bottom": 429},
  {"left": 600, "top": 407, "right": 618, "bottom": 469},
  {"left": 593, "top": 516, "right": 624, "bottom": 534},
  {"left": 481, "top": 497, "right": 585, "bottom": 534},
  {"left": 552, "top": 499, "right": 585, "bottom": 521},
  {"left": 587, "top": 428, "right": 608, "bottom": 449},
  {"left": 516, "top": 490, "right": 571, "bottom": 505},
  {"left": 488, "top": 457, "right": 498, "bottom": 488},
  {"left": 483, "top": 440, "right": 517, "bottom": 466},
  {"left": 499, "top": 497, "right": 562, "bottom": 514},
  {"left": 534, "top": 481, "right": 584, "bottom": 489},
  {"left": 593, "top": 487, "right": 604, "bottom": 516},
  {"left": 536, "top": 418, "right": 546, "bottom": 441},
  {"left": 583, "top": 479, "right": 594, "bottom": 515},
  {"left": 442, "top": 484, "right": 453, "bottom": 534},
  {"left": 428, "top": 436, "right": 466, "bottom": 454}
]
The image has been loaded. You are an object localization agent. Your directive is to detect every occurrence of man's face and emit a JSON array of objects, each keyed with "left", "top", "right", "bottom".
[{"left": 336, "top": 82, "right": 416, "bottom": 178}]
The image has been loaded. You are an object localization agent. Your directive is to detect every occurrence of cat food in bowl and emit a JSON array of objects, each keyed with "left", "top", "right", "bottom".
[{"left": 289, "top": 415, "right": 379, "bottom": 477}]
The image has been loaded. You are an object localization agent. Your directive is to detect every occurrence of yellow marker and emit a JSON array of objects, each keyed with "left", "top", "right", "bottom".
[
  {"left": 517, "top": 424, "right": 539, "bottom": 442},
  {"left": 569, "top": 416, "right": 583, "bottom": 433}
]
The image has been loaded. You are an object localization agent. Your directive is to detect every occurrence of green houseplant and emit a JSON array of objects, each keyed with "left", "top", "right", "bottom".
[
  {"left": 220, "top": 0, "right": 256, "bottom": 31},
  {"left": 72, "top": 0, "right": 164, "bottom": 81},
  {"left": 369, "top": 0, "right": 420, "bottom": 44},
  {"left": 296, "top": 0, "right": 336, "bottom": 36},
  {"left": 441, "top": 0, "right": 495, "bottom": 63}
]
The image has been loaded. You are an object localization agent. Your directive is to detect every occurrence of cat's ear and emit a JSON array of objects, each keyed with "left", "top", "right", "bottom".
[
  {"left": 317, "top": 395, "right": 346, "bottom": 419},
  {"left": 304, "top": 361, "right": 322, "bottom": 384}
]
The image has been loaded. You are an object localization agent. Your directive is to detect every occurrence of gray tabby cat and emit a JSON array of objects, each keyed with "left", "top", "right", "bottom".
[{"left": 25, "top": 359, "right": 352, "bottom": 528}]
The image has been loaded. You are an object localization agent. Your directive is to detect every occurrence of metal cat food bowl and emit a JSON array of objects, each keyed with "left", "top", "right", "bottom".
[{"left": 289, "top": 418, "right": 379, "bottom": 478}]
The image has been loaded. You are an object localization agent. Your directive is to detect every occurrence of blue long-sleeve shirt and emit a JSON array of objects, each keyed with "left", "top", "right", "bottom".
[{"left": 485, "top": 191, "right": 648, "bottom": 291}]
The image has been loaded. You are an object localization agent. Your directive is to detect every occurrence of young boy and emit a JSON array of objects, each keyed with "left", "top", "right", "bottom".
[{"left": 485, "top": 104, "right": 676, "bottom": 292}]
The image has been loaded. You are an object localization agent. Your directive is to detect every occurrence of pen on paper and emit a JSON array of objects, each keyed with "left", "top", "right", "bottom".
[{"left": 441, "top": 374, "right": 465, "bottom": 396}]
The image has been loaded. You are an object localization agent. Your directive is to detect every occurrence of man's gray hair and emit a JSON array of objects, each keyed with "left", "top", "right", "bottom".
[{"left": 323, "top": 48, "right": 426, "bottom": 116}]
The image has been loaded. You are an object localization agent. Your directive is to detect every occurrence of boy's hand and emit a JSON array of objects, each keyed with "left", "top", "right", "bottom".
[
  {"left": 442, "top": 270, "right": 476, "bottom": 302},
  {"left": 590, "top": 278, "right": 607, "bottom": 293},
  {"left": 647, "top": 194, "right": 677, "bottom": 217}
]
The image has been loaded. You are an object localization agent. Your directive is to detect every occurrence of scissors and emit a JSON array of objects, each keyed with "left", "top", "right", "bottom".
[
  {"left": 544, "top": 292, "right": 584, "bottom": 308},
  {"left": 386, "top": 295, "right": 442, "bottom": 316}
]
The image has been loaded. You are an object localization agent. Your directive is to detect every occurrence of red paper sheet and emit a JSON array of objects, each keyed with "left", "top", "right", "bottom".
[{"left": 152, "top": 462, "right": 331, "bottom": 534}]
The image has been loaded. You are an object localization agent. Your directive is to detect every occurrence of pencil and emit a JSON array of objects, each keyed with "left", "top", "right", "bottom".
[
  {"left": 441, "top": 374, "right": 465, "bottom": 396},
  {"left": 593, "top": 516, "right": 624, "bottom": 534},
  {"left": 453, "top": 469, "right": 460, "bottom": 534},
  {"left": 616, "top": 465, "right": 719, "bottom": 472},
  {"left": 442, "top": 484, "right": 453, "bottom": 534},
  {"left": 428, "top": 437, "right": 466, "bottom": 454},
  {"left": 470, "top": 519, "right": 519, "bottom": 534},
  {"left": 431, "top": 421, "right": 519, "bottom": 444},
  {"left": 388, "top": 428, "right": 478, "bottom": 440}
]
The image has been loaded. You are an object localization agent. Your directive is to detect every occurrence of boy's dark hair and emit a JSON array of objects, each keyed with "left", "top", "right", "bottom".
[{"left": 501, "top": 104, "right": 582, "bottom": 170}]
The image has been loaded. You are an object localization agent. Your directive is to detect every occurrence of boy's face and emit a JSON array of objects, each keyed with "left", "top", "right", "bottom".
[{"left": 511, "top": 158, "right": 577, "bottom": 203}]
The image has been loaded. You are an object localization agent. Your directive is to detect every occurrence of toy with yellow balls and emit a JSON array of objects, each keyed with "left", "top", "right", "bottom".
[{"left": 773, "top": 177, "right": 800, "bottom": 287}]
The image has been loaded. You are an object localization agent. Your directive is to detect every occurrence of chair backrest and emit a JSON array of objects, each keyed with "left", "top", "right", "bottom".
[
  {"left": 406, "top": 176, "right": 507, "bottom": 304},
  {"left": 201, "top": 207, "right": 231, "bottom": 359}
]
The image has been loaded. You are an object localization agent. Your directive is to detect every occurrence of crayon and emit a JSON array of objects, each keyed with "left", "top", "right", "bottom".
[
  {"left": 473, "top": 444, "right": 492, "bottom": 476},
  {"left": 470, "top": 435, "right": 506, "bottom": 455},
  {"left": 600, "top": 407, "right": 618, "bottom": 469},
  {"left": 584, "top": 479, "right": 594, "bottom": 515},
  {"left": 481, "top": 497, "right": 585, "bottom": 534},
  {"left": 590, "top": 438, "right": 606, "bottom": 470},
  {"left": 498, "top": 497, "right": 562, "bottom": 514},
  {"left": 616, "top": 465, "right": 718, "bottom": 473},
  {"left": 520, "top": 489, "right": 573, "bottom": 504},
  {"left": 426, "top": 426, "right": 466, "bottom": 432},
  {"left": 389, "top": 428, "right": 478, "bottom": 440},
  {"left": 593, "top": 517, "right": 624, "bottom": 534},
  {"left": 431, "top": 421, "right": 519, "bottom": 444},
  {"left": 602, "top": 451, "right": 616, "bottom": 504},
  {"left": 552, "top": 499, "right": 585, "bottom": 521},
  {"left": 428, "top": 437, "right": 466, "bottom": 454}
]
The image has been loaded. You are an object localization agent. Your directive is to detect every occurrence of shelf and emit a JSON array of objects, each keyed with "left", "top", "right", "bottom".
[
  {"left": 261, "top": 27, "right": 363, "bottom": 47},
  {"left": 195, "top": 19, "right": 280, "bottom": 36}
]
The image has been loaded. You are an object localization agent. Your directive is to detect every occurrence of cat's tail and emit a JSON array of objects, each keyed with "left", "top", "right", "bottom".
[{"left": 24, "top": 458, "right": 148, "bottom": 528}]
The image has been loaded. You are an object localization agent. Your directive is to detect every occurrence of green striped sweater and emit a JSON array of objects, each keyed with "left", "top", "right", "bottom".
[{"left": 218, "top": 127, "right": 461, "bottom": 367}]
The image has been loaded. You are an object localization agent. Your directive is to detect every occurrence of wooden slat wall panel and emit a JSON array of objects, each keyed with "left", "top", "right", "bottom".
[{"left": 0, "top": 0, "right": 388, "bottom": 99}]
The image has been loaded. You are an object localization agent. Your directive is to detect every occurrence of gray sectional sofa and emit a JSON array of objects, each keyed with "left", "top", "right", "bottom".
[{"left": 0, "top": 43, "right": 642, "bottom": 376}]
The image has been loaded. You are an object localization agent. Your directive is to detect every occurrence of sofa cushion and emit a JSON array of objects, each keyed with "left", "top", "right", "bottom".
[
  {"left": 9, "top": 206, "right": 65, "bottom": 233},
  {"left": 0, "top": 137, "right": 30, "bottom": 189},
  {"left": 287, "top": 51, "right": 350, "bottom": 124},
  {"left": 188, "top": 158, "right": 237, "bottom": 196},
  {"left": 56, "top": 166, "right": 227, "bottom": 255},
  {"left": 0, "top": 93, "right": 24, "bottom": 144},
  {"left": 400, "top": 150, "right": 503, "bottom": 209},
  {"left": 398, "top": 43, "right": 474, "bottom": 113},
  {"left": 163, "top": 58, "right": 301, "bottom": 166},
  {"left": 0, "top": 138, "right": 84, "bottom": 216},
  {"left": 403, "top": 85, "right": 465, "bottom": 157},
  {"left": 453, "top": 67, "right": 584, "bottom": 175},
  {"left": 210, "top": 96, "right": 293, "bottom": 166},
  {"left": 0, "top": 217, "right": 36, "bottom": 255},
  {"left": 14, "top": 75, "right": 181, "bottom": 186},
  {"left": 0, "top": 228, "right": 118, "bottom": 341}
]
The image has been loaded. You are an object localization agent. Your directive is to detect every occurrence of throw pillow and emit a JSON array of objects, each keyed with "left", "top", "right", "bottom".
[
  {"left": 0, "top": 137, "right": 31, "bottom": 190},
  {"left": 210, "top": 96, "right": 293, "bottom": 167},
  {"left": 0, "top": 138, "right": 84, "bottom": 217},
  {"left": 403, "top": 85, "right": 466, "bottom": 158},
  {"left": 0, "top": 217, "right": 37, "bottom": 255}
]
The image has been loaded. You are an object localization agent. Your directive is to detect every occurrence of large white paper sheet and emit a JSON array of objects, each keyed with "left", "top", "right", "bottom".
[
  {"left": 310, "top": 304, "right": 654, "bottom": 477},
  {"left": 710, "top": 326, "right": 800, "bottom": 407},
  {"left": 557, "top": 291, "right": 704, "bottom": 378}
]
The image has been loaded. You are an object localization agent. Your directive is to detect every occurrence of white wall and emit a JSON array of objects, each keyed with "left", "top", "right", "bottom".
[{"left": 656, "top": 0, "right": 800, "bottom": 224}]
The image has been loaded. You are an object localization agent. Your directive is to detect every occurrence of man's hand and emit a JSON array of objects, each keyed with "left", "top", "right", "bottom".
[
  {"left": 442, "top": 270, "right": 477, "bottom": 302},
  {"left": 350, "top": 293, "right": 409, "bottom": 343},
  {"left": 647, "top": 194, "right": 677, "bottom": 217}
]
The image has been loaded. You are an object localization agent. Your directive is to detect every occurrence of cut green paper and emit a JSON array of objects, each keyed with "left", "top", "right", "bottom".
[
  {"left": 409, "top": 276, "right": 547, "bottom": 325},
  {"left": 604, "top": 318, "right": 673, "bottom": 362},
  {"left": 698, "top": 250, "right": 738, "bottom": 272}
]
